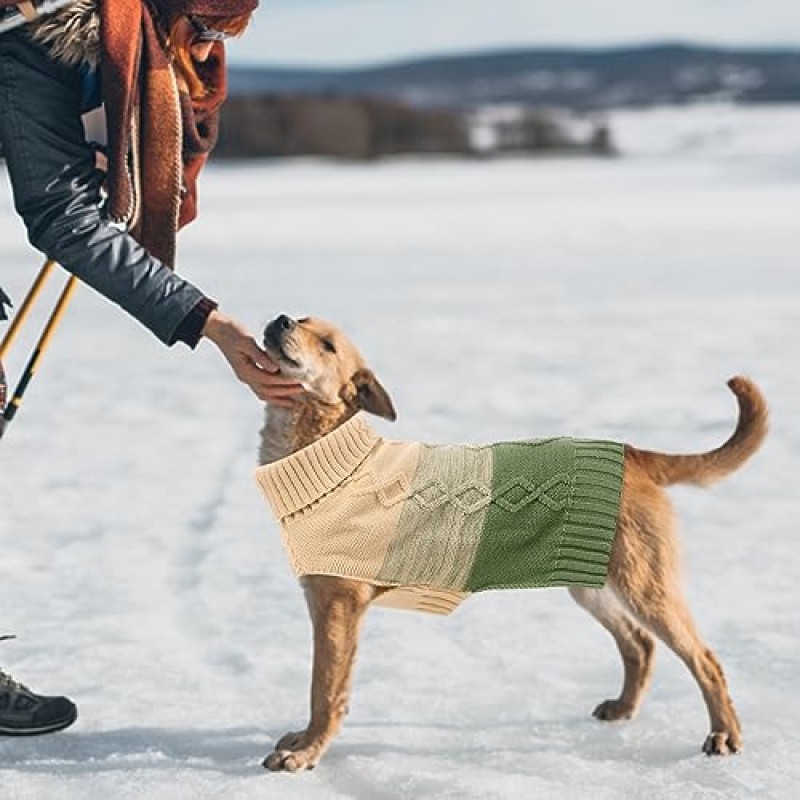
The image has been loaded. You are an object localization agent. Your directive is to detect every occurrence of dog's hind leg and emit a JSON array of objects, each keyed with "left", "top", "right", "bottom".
[
  {"left": 609, "top": 479, "right": 742, "bottom": 755},
  {"left": 569, "top": 585, "right": 656, "bottom": 722},
  {"left": 615, "top": 576, "right": 742, "bottom": 756},
  {"left": 264, "top": 576, "right": 378, "bottom": 772}
]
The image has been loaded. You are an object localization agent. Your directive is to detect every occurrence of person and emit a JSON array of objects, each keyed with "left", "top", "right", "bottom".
[{"left": 0, "top": 0, "right": 302, "bottom": 735}]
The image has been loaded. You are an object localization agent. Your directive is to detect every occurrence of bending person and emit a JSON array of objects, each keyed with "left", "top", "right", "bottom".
[{"left": 0, "top": 0, "right": 300, "bottom": 735}]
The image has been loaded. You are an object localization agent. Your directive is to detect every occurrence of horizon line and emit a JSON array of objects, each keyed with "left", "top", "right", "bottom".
[{"left": 228, "top": 38, "right": 800, "bottom": 71}]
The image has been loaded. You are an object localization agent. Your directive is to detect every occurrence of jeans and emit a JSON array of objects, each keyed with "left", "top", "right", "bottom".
[{"left": 0, "top": 28, "right": 204, "bottom": 345}]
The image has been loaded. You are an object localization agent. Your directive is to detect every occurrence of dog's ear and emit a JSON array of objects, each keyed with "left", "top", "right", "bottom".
[{"left": 349, "top": 369, "right": 396, "bottom": 421}]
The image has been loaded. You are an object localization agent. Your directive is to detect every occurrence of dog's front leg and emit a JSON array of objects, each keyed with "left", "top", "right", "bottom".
[{"left": 264, "top": 576, "right": 377, "bottom": 772}]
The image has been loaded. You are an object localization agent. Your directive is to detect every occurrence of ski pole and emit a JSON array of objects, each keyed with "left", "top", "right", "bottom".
[
  {"left": 3, "top": 274, "right": 78, "bottom": 427},
  {"left": 0, "top": 258, "right": 57, "bottom": 361}
]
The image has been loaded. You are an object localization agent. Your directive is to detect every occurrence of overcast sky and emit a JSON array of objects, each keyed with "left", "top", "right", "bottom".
[{"left": 228, "top": 0, "right": 799, "bottom": 67}]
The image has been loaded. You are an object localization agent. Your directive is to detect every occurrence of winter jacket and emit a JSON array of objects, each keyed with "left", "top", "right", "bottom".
[
  {"left": 255, "top": 415, "right": 625, "bottom": 615},
  {"left": 0, "top": 1, "right": 237, "bottom": 346}
]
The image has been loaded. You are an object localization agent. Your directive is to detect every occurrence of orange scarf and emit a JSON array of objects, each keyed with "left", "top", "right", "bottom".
[{"left": 99, "top": 0, "right": 226, "bottom": 267}]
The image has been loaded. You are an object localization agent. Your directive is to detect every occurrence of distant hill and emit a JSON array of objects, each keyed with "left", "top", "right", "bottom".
[{"left": 228, "top": 43, "right": 800, "bottom": 109}]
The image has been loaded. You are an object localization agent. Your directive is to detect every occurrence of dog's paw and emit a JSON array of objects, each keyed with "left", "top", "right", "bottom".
[
  {"left": 702, "top": 730, "right": 742, "bottom": 756},
  {"left": 263, "top": 730, "right": 323, "bottom": 773},
  {"left": 592, "top": 699, "right": 635, "bottom": 722},
  {"left": 263, "top": 747, "right": 320, "bottom": 773},
  {"left": 274, "top": 729, "right": 307, "bottom": 751}
]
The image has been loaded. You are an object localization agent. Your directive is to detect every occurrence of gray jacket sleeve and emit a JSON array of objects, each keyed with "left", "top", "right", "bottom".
[{"left": 0, "top": 29, "right": 209, "bottom": 346}]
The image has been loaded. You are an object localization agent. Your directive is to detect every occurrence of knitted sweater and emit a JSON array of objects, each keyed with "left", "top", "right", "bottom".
[{"left": 255, "top": 415, "right": 625, "bottom": 615}]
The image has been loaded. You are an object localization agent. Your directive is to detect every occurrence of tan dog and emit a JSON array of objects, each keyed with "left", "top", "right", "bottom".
[{"left": 257, "top": 314, "right": 767, "bottom": 773}]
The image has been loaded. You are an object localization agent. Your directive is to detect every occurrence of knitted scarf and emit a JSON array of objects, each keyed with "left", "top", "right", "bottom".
[
  {"left": 99, "top": 0, "right": 227, "bottom": 267},
  {"left": 23, "top": 0, "right": 243, "bottom": 267},
  {"left": 255, "top": 415, "right": 625, "bottom": 615}
]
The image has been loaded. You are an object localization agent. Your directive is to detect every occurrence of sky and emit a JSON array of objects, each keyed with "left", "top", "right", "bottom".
[{"left": 229, "top": 0, "right": 800, "bottom": 67}]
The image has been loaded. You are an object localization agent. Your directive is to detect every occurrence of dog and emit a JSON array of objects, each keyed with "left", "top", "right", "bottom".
[{"left": 256, "top": 313, "right": 767, "bottom": 773}]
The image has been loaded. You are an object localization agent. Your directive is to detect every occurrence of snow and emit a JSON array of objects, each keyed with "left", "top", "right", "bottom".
[{"left": 0, "top": 104, "right": 798, "bottom": 799}]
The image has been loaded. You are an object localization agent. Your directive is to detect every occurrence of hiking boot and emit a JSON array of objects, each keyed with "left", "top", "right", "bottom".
[{"left": 0, "top": 667, "right": 77, "bottom": 736}]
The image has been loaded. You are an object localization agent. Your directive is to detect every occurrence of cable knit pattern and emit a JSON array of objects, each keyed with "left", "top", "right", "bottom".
[{"left": 255, "top": 415, "right": 625, "bottom": 615}]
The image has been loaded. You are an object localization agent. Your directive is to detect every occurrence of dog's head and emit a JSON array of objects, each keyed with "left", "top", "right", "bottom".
[{"left": 262, "top": 315, "right": 396, "bottom": 421}]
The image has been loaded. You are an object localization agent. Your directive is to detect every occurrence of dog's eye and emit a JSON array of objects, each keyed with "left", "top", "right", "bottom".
[{"left": 321, "top": 339, "right": 336, "bottom": 354}]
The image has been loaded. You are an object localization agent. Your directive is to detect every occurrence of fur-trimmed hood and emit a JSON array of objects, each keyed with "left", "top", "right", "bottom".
[{"left": 28, "top": 0, "right": 100, "bottom": 69}]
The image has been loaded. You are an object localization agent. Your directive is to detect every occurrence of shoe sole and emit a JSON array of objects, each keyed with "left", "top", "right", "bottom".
[{"left": 0, "top": 705, "right": 77, "bottom": 736}]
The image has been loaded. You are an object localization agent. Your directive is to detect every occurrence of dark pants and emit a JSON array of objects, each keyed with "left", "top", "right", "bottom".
[{"left": 0, "top": 28, "right": 203, "bottom": 345}]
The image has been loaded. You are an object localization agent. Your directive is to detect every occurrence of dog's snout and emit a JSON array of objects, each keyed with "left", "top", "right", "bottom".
[
  {"left": 276, "top": 314, "right": 296, "bottom": 333},
  {"left": 264, "top": 314, "right": 297, "bottom": 348}
]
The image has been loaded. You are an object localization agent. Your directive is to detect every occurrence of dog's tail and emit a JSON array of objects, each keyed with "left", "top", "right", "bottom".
[{"left": 628, "top": 376, "right": 768, "bottom": 488}]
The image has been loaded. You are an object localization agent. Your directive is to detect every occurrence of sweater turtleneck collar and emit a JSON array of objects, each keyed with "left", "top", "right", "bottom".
[{"left": 255, "top": 414, "right": 380, "bottom": 520}]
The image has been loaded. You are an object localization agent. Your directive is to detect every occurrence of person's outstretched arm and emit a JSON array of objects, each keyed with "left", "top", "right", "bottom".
[{"left": 0, "top": 28, "right": 301, "bottom": 405}]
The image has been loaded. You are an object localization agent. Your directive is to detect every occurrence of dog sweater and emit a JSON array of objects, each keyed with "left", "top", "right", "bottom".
[{"left": 255, "top": 414, "right": 625, "bottom": 615}]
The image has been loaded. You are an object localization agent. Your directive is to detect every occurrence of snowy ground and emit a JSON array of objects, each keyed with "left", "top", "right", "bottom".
[{"left": 0, "top": 104, "right": 798, "bottom": 799}]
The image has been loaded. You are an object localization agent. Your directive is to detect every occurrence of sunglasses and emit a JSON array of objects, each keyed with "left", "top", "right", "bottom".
[{"left": 188, "top": 15, "right": 233, "bottom": 43}]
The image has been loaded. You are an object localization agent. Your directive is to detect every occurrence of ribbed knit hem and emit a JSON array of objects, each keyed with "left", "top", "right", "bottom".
[
  {"left": 255, "top": 414, "right": 380, "bottom": 519},
  {"left": 172, "top": 296, "right": 218, "bottom": 349},
  {"left": 550, "top": 440, "right": 624, "bottom": 587},
  {"left": 375, "top": 586, "right": 468, "bottom": 616}
]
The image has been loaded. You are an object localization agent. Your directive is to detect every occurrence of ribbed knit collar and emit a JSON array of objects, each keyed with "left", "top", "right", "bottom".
[{"left": 255, "top": 414, "right": 381, "bottom": 520}]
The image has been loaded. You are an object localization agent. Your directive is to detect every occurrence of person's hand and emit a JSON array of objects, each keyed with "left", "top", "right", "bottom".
[{"left": 201, "top": 310, "right": 303, "bottom": 406}]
